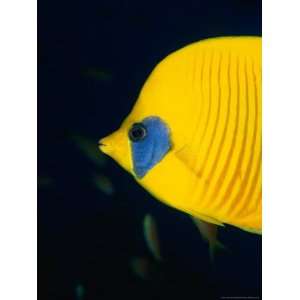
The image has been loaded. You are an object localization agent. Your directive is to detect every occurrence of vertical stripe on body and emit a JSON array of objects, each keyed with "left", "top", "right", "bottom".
[{"left": 187, "top": 49, "right": 261, "bottom": 228}]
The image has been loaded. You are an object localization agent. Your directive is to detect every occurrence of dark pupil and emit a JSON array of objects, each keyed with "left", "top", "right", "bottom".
[{"left": 129, "top": 123, "right": 146, "bottom": 141}]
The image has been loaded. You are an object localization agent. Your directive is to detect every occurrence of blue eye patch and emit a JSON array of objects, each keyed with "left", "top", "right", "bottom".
[{"left": 129, "top": 116, "right": 171, "bottom": 178}]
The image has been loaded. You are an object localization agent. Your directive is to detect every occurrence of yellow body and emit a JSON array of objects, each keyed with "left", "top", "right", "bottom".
[{"left": 100, "top": 37, "right": 262, "bottom": 234}]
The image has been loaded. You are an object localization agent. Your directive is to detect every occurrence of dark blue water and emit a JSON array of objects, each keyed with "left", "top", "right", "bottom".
[{"left": 38, "top": 0, "right": 262, "bottom": 299}]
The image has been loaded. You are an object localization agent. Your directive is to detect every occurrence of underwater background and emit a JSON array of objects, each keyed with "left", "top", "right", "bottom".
[{"left": 38, "top": 0, "right": 262, "bottom": 299}]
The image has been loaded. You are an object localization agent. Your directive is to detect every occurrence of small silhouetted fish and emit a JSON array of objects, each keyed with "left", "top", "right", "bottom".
[
  {"left": 37, "top": 176, "right": 53, "bottom": 188},
  {"left": 143, "top": 214, "right": 162, "bottom": 261},
  {"left": 192, "top": 217, "right": 226, "bottom": 261},
  {"left": 130, "top": 257, "right": 151, "bottom": 280},
  {"left": 75, "top": 284, "right": 85, "bottom": 300},
  {"left": 93, "top": 174, "right": 114, "bottom": 196},
  {"left": 71, "top": 134, "right": 106, "bottom": 167},
  {"left": 82, "top": 67, "right": 112, "bottom": 81}
]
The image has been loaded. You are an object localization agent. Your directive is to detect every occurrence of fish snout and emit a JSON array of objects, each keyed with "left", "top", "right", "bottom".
[
  {"left": 98, "top": 129, "right": 132, "bottom": 172},
  {"left": 98, "top": 137, "right": 111, "bottom": 154},
  {"left": 98, "top": 131, "right": 121, "bottom": 155}
]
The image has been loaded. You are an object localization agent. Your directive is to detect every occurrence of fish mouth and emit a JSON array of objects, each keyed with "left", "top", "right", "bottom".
[
  {"left": 98, "top": 141, "right": 106, "bottom": 147},
  {"left": 98, "top": 139, "right": 107, "bottom": 152},
  {"left": 98, "top": 137, "right": 114, "bottom": 156},
  {"left": 98, "top": 130, "right": 126, "bottom": 160}
]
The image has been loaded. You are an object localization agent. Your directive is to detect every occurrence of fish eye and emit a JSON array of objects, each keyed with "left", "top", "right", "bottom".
[{"left": 129, "top": 123, "right": 147, "bottom": 142}]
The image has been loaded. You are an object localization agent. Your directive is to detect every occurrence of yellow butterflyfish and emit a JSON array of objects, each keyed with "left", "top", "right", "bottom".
[{"left": 99, "top": 36, "right": 262, "bottom": 237}]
